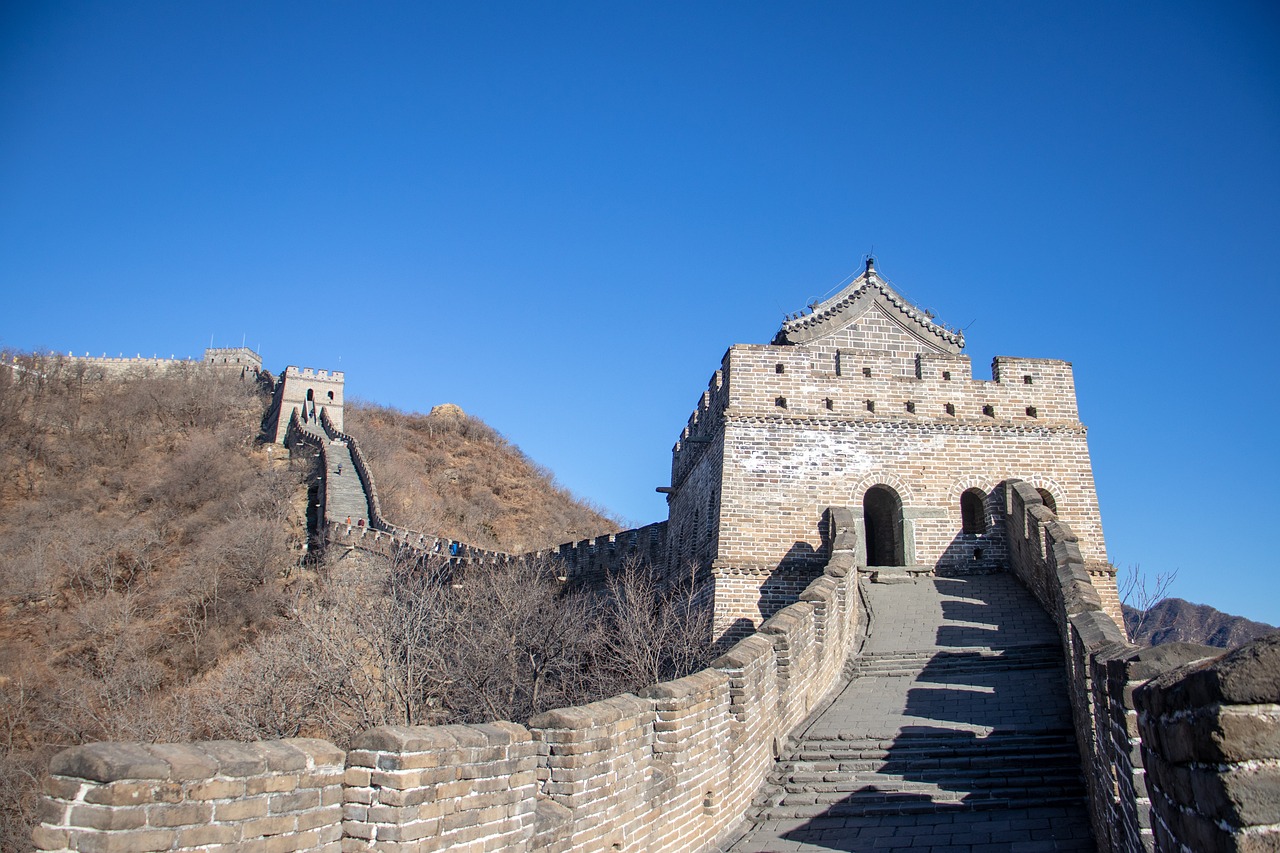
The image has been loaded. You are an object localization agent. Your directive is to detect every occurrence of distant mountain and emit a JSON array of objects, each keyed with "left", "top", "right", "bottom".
[{"left": 1124, "top": 598, "right": 1277, "bottom": 649}]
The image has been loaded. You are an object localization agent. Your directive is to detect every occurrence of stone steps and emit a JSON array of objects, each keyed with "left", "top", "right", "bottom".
[{"left": 746, "top": 642, "right": 1088, "bottom": 823}]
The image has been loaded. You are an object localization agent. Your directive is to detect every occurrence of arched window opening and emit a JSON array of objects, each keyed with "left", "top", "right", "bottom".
[
  {"left": 863, "top": 485, "right": 905, "bottom": 567},
  {"left": 1037, "top": 489, "right": 1058, "bottom": 514},
  {"left": 306, "top": 388, "right": 315, "bottom": 402},
  {"left": 327, "top": 391, "right": 334, "bottom": 401},
  {"left": 961, "top": 488, "right": 987, "bottom": 535}
]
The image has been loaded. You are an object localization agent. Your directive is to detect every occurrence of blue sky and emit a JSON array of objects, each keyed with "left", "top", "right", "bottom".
[{"left": 2, "top": 2, "right": 1278, "bottom": 624}]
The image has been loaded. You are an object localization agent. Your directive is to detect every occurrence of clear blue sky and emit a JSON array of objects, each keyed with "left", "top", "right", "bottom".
[{"left": 3, "top": 2, "right": 1277, "bottom": 624}]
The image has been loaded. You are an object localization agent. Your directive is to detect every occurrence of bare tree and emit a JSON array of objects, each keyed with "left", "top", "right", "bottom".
[
  {"left": 589, "top": 557, "right": 713, "bottom": 698},
  {"left": 1120, "top": 563, "right": 1179, "bottom": 644}
]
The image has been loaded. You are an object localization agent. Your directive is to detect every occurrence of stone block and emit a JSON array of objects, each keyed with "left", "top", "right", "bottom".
[
  {"left": 240, "top": 813, "right": 298, "bottom": 839},
  {"left": 49, "top": 742, "right": 170, "bottom": 783},
  {"left": 30, "top": 825, "right": 69, "bottom": 850},
  {"left": 214, "top": 797, "right": 269, "bottom": 821},
  {"left": 176, "top": 823, "right": 239, "bottom": 846},
  {"left": 144, "top": 743, "right": 219, "bottom": 780},
  {"left": 351, "top": 725, "right": 459, "bottom": 753},
  {"left": 269, "top": 788, "right": 322, "bottom": 814},
  {"left": 199, "top": 740, "right": 270, "bottom": 777},
  {"left": 186, "top": 777, "right": 246, "bottom": 800},
  {"left": 285, "top": 737, "right": 346, "bottom": 768},
  {"left": 75, "top": 829, "right": 177, "bottom": 853},
  {"left": 145, "top": 800, "right": 214, "bottom": 827}
]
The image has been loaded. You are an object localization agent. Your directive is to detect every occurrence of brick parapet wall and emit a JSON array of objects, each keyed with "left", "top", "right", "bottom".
[
  {"left": 1005, "top": 479, "right": 1230, "bottom": 853},
  {"left": 34, "top": 739, "right": 344, "bottom": 853},
  {"left": 35, "top": 509, "right": 861, "bottom": 852},
  {"left": 1134, "top": 633, "right": 1280, "bottom": 853}
]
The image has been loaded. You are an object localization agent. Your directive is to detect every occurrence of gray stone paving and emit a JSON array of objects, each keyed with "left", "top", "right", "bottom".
[
  {"left": 298, "top": 418, "right": 369, "bottom": 525},
  {"left": 728, "top": 573, "right": 1094, "bottom": 853}
]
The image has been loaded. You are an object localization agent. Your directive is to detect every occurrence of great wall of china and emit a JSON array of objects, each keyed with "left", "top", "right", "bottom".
[{"left": 21, "top": 263, "right": 1280, "bottom": 852}]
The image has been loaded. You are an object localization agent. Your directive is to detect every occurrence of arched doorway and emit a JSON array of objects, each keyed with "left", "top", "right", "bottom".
[
  {"left": 1036, "top": 488, "right": 1057, "bottom": 514},
  {"left": 863, "top": 485, "right": 905, "bottom": 566}
]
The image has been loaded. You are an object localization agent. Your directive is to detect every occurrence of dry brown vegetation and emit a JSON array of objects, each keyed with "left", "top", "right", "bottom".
[
  {"left": 0, "top": 354, "right": 703, "bottom": 851},
  {"left": 344, "top": 400, "right": 620, "bottom": 552},
  {"left": 0, "top": 353, "right": 306, "bottom": 849}
]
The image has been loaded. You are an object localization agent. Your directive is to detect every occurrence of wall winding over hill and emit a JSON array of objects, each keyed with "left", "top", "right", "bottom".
[{"left": 33, "top": 509, "right": 862, "bottom": 852}]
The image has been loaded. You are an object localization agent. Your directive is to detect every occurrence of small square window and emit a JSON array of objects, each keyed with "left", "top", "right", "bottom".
[
  {"left": 1023, "top": 374, "right": 1033, "bottom": 385},
  {"left": 823, "top": 398, "right": 834, "bottom": 410},
  {"left": 775, "top": 396, "right": 787, "bottom": 408},
  {"left": 983, "top": 405, "right": 995, "bottom": 417},
  {"left": 905, "top": 401, "right": 915, "bottom": 413},
  {"left": 942, "top": 370, "right": 951, "bottom": 381},
  {"left": 866, "top": 400, "right": 875, "bottom": 413},
  {"left": 945, "top": 403, "right": 955, "bottom": 416},
  {"left": 862, "top": 367, "right": 872, "bottom": 378},
  {"left": 775, "top": 363, "right": 785, "bottom": 374},
  {"left": 1026, "top": 406, "right": 1038, "bottom": 418}
]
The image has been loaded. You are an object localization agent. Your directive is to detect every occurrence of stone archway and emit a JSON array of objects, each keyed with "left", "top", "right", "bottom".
[{"left": 863, "top": 485, "right": 905, "bottom": 567}]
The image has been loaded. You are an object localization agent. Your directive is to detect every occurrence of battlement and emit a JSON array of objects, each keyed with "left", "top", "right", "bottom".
[
  {"left": 723, "top": 345, "right": 1080, "bottom": 424},
  {"left": 284, "top": 366, "right": 344, "bottom": 382}
]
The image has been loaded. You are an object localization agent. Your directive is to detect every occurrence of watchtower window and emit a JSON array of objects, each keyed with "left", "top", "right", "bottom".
[
  {"left": 961, "top": 488, "right": 987, "bottom": 535},
  {"left": 982, "top": 404, "right": 995, "bottom": 417},
  {"left": 905, "top": 401, "right": 915, "bottom": 413},
  {"left": 1025, "top": 405, "right": 1037, "bottom": 418},
  {"left": 823, "top": 398, "right": 834, "bottom": 410},
  {"left": 942, "top": 371, "right": 951, "bottom": 381},
  {"left": 1023, "top": 374, "right": 1033, "bottom": 385},
  {"left": 306, "top": 389, "right": 314, "bottom": 402},
  {"left": 945, "top": 403, "right": 955, "bottom": 416},
  {"left": 775, "top": 396, "right": 787, "bottom": 408},
  {"left": 775, "top": 363, "right": 785, "bottom": 374},
  {"left": 865, "top": 400, "right": 875, "bottom": 413},
  {"left": 862, "top": 367, "right": 872, "bottom": 378},
  {"left": 328, "top": 391, "right": 335, "bottom": 401}
]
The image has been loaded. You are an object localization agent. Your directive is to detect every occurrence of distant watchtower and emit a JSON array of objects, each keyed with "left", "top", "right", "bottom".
[
  {"left": 268, "top": 366, "right": 345, "bottom": 444},
  {"left": 204, "top": 347, "right": 263, "bottom": 373}
]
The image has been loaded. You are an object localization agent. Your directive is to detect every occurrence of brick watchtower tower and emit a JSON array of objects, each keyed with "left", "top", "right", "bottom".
[{"left": 663, "top": 259, "right": 1116, "bottom": 642}]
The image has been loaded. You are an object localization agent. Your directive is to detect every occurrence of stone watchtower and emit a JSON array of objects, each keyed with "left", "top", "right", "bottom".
[
  {"left": 663, "top": 259, "right": 1117, "bottom": 642},
  {"left": 203, "top": 346, "right": 263, "bottom": 373},
  {"left": 268, "top": 366, "right": 345, "bottom": 444}
]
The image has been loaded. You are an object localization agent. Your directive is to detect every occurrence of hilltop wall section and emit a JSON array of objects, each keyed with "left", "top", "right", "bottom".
[
  {"left": 57, "top": 347, "right": 263, "bottom": 379},
  {"left": 34, "top": 509, "right": 863, "bottom": 853}
]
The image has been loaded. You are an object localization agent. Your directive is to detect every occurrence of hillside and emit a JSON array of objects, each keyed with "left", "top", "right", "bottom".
[
  {"left": 1125, "top": 598, "right": 1277, "bottom": 649},
  {"left": 0, "top": 355, "right": 626, "bottom": 850},
  {"left": 344, "top": 400, "right": 619, "bottom": 552}
]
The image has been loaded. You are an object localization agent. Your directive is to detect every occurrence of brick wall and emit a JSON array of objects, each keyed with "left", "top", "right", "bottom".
[
  {"left": 1135, "top": 633, "right": 1280, "bottom": 853},
  {"left": 1003, "top": 478, "right": 1240, "bottom": 853},
  {"left": 34, "top": 739, "right": 344, "bottom": 852}
]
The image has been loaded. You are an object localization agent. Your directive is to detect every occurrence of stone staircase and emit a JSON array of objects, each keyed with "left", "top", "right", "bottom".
[
  {"left": 728, "top": 574, "right": 1094, "bottom": 851},
  {"left": 295, "top": 411, "right": 370, "bottom": 526}
]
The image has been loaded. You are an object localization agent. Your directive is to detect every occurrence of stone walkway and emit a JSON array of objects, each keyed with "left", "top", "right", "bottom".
[
  {"left": 727, "top": 573, "right": 1094, "bottom": 853},
  {"left": 298, "top": 417, "right": 369, "bottom": 525}
]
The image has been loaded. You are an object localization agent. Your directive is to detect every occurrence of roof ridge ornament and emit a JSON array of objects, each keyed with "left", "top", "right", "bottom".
[{"left": 772, "top": 257, "right": 965, "bottom": 353}]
